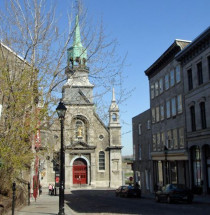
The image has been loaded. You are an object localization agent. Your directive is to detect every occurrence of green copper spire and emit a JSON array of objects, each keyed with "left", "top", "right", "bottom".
[
  {"left": 67, "top": 15, "right": 87, "bottom": 66},
  {"left": 73, "top": 15, "right": 82, "bottom": 47}
]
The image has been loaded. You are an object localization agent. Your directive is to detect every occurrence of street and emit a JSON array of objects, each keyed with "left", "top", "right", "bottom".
[{"left": 65, "top": 189, "right": 210, "bottom": 215}]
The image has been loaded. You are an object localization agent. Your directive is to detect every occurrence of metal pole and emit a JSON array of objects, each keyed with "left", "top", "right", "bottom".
[
  {"left": 58, "top": 118, "right": 65, "bottom": 215},
  {"left": 28, "top": 182, "right": 30, "bottom": 206},
  {"left": 12, "top": 182, "right": 16, "bottom": 215}
]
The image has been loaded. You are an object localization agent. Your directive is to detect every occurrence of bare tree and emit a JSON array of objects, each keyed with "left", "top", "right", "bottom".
[{"left": 0, "top": 0, "right": 130, "bottom": 193}]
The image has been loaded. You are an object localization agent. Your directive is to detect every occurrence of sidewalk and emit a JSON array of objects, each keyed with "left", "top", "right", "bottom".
[{"left": 12, "top": 192, "right": 75, "bottom": 215}]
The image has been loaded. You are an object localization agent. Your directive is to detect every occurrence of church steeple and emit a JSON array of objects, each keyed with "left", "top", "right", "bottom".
[
  {"left": 109, "top": 88, "right": 119, "bottom": 111},
  {"left": 109, "top": 88, "right": 120, "bottom": 127},
  {"left": 67, "top": 15, "right": 87, "bottom": 67}
]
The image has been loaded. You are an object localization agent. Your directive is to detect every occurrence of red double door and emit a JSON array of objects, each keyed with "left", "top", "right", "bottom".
[{"left": 73, "top": 158, "right": 87, "bottom": 184}]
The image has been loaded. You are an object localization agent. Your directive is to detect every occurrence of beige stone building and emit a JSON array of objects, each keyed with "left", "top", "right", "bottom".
[{"left": 41, "top": 16, "right": 122, "bottom": 189}]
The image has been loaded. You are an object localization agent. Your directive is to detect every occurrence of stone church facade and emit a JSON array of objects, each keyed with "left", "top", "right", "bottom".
[{"left": 41, "top": 16, "right": 122, "bottom": 189}]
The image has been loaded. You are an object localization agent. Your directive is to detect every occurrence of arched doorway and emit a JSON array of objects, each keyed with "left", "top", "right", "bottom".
[{"left": 73, "top": 158, "right": 87, "bottom": 184}]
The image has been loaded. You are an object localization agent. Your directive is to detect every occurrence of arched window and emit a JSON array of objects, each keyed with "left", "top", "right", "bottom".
[
  {"left": 99, "top": 151, "right": 105, "bottom": 170},
  {"left": 112, "top": 113, "right": 117, "bottom": 121}
]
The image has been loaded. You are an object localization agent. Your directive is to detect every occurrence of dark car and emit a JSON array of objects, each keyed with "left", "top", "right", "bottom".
[
  {"left": 155, "top": 184, "right": 193, "bottom": 203},
  {"left": 116, "top": 185, "right": 141, "bottom": 198}
]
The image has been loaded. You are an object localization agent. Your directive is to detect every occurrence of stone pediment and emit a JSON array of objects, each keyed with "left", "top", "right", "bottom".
[{"left": 66, "top": 141, "right": 96, "bottom": 150}]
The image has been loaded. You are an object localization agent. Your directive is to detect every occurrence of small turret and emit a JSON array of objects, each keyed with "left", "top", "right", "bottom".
[
  {"left": 109, "top": 88, "right": 120, "bottom": 127},
  {"left": 67, "top": 15, "right": 87, "bottom": 67}
]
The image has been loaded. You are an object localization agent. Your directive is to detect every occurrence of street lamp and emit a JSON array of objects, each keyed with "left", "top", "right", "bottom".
[
  {"left": 164, "top": 145, "right": 168, "bottom": 185},
  {"left": 56, "top": 100, "right": 67, "bottom": 215}
]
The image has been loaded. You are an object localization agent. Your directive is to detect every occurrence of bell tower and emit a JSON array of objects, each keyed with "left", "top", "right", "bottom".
[
  {"left": 109, "top": 88, "right": 120, "bottom": 130},
  {"left": 62, "top": 15, "right": 94, "bottom": 105},
  {"left": 108, "top": 88, "right": 122, "bottom": 187}
]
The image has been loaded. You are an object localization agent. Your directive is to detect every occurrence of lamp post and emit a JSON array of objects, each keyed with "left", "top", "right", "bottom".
[
  {"left": 56, "top": 100, "right": 67, "bottom": 215},
  {"left": 164, "top": 145, "right": 168, "bottom": 185}
]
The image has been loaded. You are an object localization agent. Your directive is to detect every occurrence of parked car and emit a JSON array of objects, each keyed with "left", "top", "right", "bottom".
[
  {"left": 116, "top": 185, "right": 141, "bottom": 198},
  {"left": 155, "top": 184, "right": 193, "bottom": 203}
]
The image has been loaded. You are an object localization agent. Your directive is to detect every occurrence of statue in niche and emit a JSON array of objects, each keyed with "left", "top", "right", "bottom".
[{"left": 77, "top": 126, "right": 83, "bottom": 138}]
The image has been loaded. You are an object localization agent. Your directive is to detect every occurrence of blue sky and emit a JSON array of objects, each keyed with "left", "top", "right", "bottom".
[{"left": 58, "top": 0, "right": 210, "bottom": 155}]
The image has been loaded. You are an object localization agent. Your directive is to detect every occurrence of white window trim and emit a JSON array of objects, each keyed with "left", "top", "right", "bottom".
[{"left": 159, "top": 78, "right": 163, "bottom": 94}]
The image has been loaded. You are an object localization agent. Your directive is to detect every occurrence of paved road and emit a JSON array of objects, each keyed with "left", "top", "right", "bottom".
[
  {"left": 65, "top": 189, "right": 210, "bottom": 215},
  {"left": 12, "top": 188, "right": 210, "bottom": 215}
]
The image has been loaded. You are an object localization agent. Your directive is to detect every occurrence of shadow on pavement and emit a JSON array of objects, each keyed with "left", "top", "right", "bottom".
[{"left": 65, "top": 189, "right": 140, "bottom": 214}]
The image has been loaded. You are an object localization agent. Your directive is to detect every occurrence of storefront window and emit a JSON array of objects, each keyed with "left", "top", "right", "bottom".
[
  {"left": 170, "top": 161, "right": 177, "bottom": 184},
  {"left": 192, "top": 146, "right": 202, "bottom": 186}
]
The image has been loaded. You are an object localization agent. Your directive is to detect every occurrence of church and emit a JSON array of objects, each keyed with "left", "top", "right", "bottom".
[{"left": 41, "top": 16, "right": 122, "bottom": 189}]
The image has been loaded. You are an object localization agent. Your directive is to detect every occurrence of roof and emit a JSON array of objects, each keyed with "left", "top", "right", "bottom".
[
  {"left": 144, "top": 40, "right": 190, "bottom": 78},
  {"left": 0, "top": 42, "right": 31, "bottom": 66},
  {"left": 132, "top": 108, "right": 150, "bottom": 121},
  {"left": 175, "top": 26, "right": 210, "bottom": 62}
]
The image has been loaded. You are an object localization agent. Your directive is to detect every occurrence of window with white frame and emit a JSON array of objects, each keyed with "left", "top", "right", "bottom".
[
  {"left": 166, "top": 100, "right": 171, "bottom": 118},
  {"left": 170, "top": 69, "right": 175, "bottom": 87},
  {"left": 179, "top": 127, "right": 184, "bottom": 148},
  {"left": 165, "top": 74, "right": 169, "bottom": 90},
  {"left": 155, "top": 81, "right": 159, "bottom": 97},
  {"left": 150, "top": 84, "right": 154, "bottom": 99},
  {"left": 160, "top": 104, "right": 164, "bottom": 120},
  {"left": 173, "top": 129, "right": 178, "bottom": 149},
  {"left": 138, "top": 144, "right": 142, "bottom": 160},
  {"left": 171, "top": 97, "right": 176, "bottom": 116},
  {"left": 138, "top": 124, "right": 142, "bottom": 135},
  {"left": 176, "top": 65, "right": 181, "bottom": 83},
  {"left": 99, "top": 151, "right": 105, "bottom": 170},
  {"left": 152, "top": 108, "right": 155, "bottom": 123},
  {"left": 156, "top": 106, "right": 160, "bottom": 122},
  {"left": 167, "top": 130, "right": 172, "bottom": 148},
  {"left": 159, "top": 78, "right": 163, "bottom": 94},
  {"left": 177, "top": 94, "right": 183, "bottom": 114}
]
